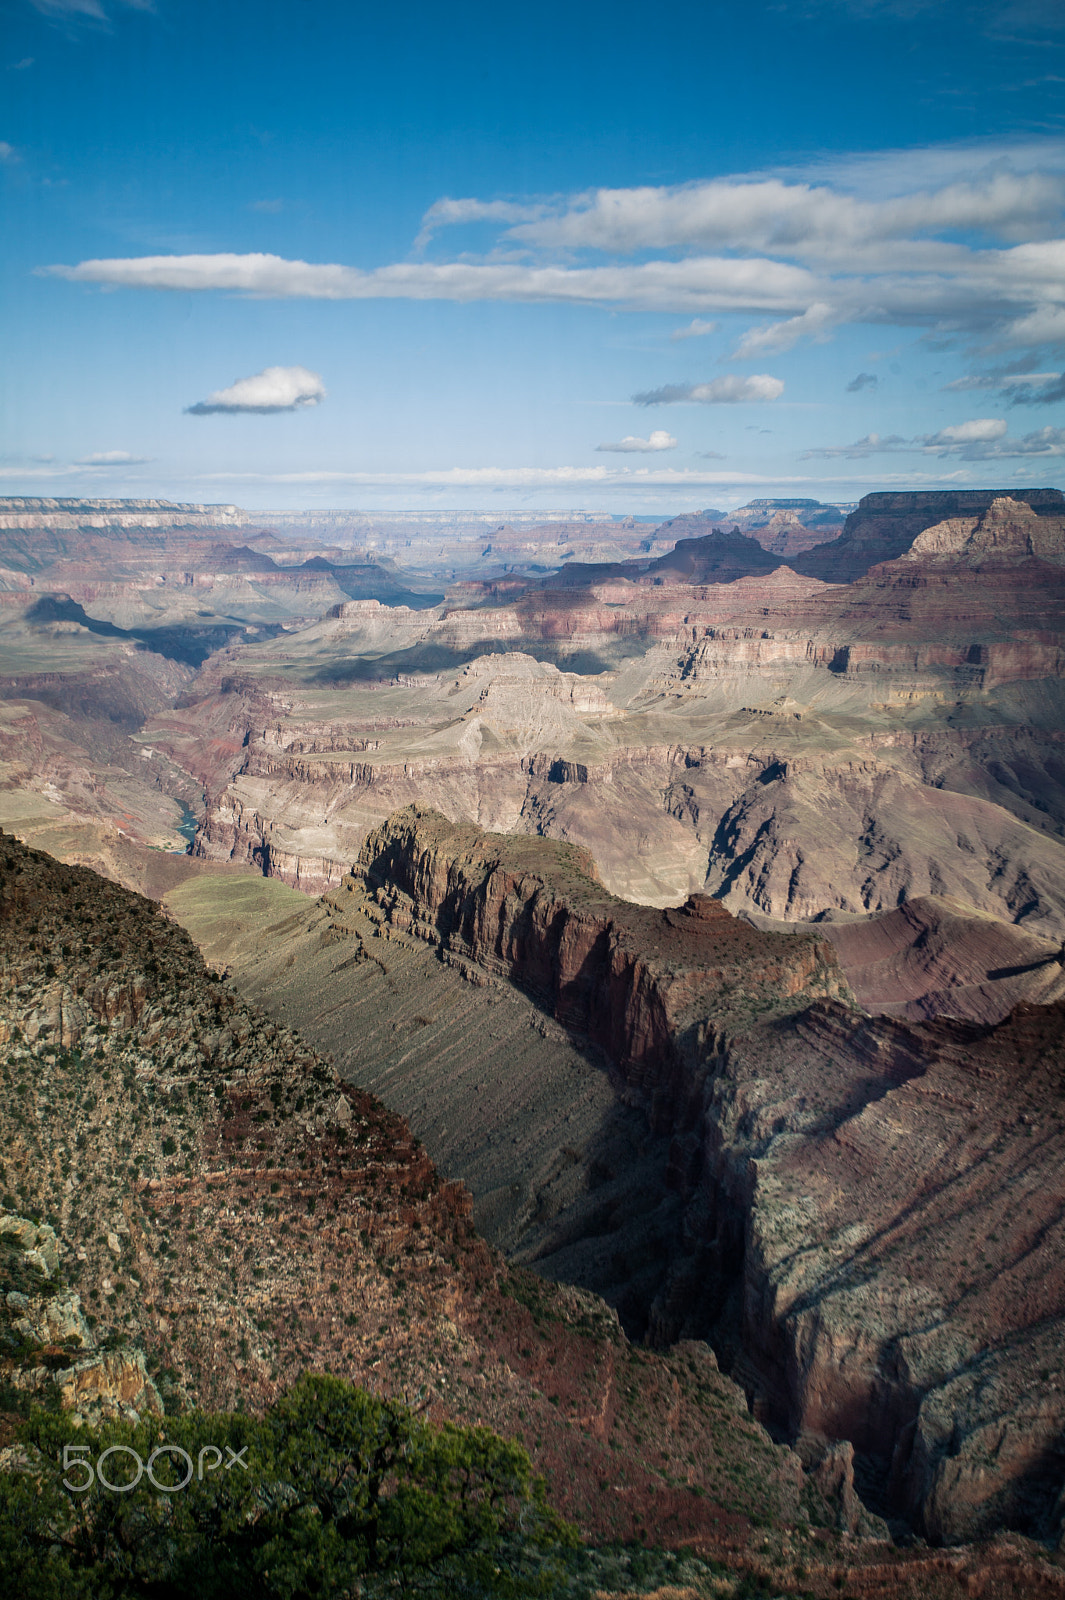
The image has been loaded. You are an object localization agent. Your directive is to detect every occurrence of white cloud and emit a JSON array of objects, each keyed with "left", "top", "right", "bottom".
[
  {"left": 596, "top": 430, "right": 678, "bottom": 453},
  {"left": 41, "top": 252, "right": 817, "bottom": 315},
  {"left": 186, "top": 365, "right": 325, "bottom": 415},
  {"left": 942, "top": 366, "right": 1062, "bottom": 399},
  {"left": 633, "top": 374, "right": 784, "bottom": 405},
  {"left": 971, "top": 424, "right": 1065, "bottom": 456},
  {"left": 670, "top": 318, "right": 717, "bottom": 340},
  {"left": 197, "top": 465, "right": 802, "bottom": 489},
  {"left": 425, "top": 168, "right": 1061, "bottom": 267},
  {"left": 1005, "top": 372, "right": 1065, "bottom": 403},
  {"left": 74, "top": 449, "right": 154, "bottom": 464},
  {"left": 415, "top": 196, "right": 547, "bottom": 249},
  {"left": 926, "top": 417, "right": 1008, "bottom": 444},
  {"left": 804, "top": 432, "right": 910, "bottom": 458},
  {"left": 942, "top": 373, "right": 1001, "bottom": 390},
  {"left": 0, "top": 141, "right": 18, "bottom": 162},
  {"left": 999, "top": 303, "right": 1065, "bottom": 349},
  {"left": 732, "top": 302, "right": 836, "bottom": 357}
]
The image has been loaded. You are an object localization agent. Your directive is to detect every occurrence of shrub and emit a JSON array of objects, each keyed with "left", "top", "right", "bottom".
[{"left": 0, "top": 1374, "right": 576, "bottom": 1597}]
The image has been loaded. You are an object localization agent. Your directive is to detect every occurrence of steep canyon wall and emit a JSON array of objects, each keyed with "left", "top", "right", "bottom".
[{"left": 351, "top": 807, "right": 1065, "bottom": 1547}]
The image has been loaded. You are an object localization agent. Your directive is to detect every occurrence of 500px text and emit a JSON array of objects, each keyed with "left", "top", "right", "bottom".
[{"left": 61, "top": 1443, "right": 249, "bottom": 1493}]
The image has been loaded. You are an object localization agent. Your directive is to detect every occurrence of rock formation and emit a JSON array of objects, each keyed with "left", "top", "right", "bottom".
[
  {"left": 312, "top": 807, "right": 1065, "bottom": 1549},
  {"left": 793, "top": 487, "right": 1065, "bottom": 583}
]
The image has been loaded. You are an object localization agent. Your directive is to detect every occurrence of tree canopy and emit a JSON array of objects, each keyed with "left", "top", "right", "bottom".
[{"left": 0, "top": 1373, "right": 577, "bottom": 1598}]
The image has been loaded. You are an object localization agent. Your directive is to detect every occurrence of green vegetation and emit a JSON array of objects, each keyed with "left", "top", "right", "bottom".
[{"left": 0, "top": 1373, "right": 577, "bottom": 1598}]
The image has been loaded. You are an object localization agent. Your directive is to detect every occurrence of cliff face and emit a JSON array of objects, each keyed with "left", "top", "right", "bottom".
[
  {"left": 906, "top": 495, "right": 1065, "bottom": 565},
  {"left": 353, "top": 807, "right": 1065, "bottom": 1549},
  {"left": 794, "top": 487, "right": 1065, "bottom": 583},
  {"left": 355, "top": 805, "right": 848, "bottom": 1117}
]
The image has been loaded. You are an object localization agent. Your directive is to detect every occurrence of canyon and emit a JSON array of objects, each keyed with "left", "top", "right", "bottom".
[
  {"left": 145, "top": 493, "right": 1065, "bottom": 966},
  {"left": 4, "top": 825, "right": 1065, "bottom": 1594},
  {"left": 181, "top": 805, "right": 1065, "bottom": 1550},
  {"left": 2, "top": 488, "right": 1064, "bottom": 1582}
]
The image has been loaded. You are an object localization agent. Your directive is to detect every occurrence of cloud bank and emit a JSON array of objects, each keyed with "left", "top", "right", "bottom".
[
  {"left": 596, "top": 430, "right": 677, "bottom": 453},
  {"left": 39, "top": 144, "right": 1065, "bottom": 364},
  {"left": 186, "top": 365, "right": 325, "bottom": 415}
]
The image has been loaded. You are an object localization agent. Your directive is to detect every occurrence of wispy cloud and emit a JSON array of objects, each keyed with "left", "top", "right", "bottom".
[
  {"left": 251, "top": 198, "right": 283, "bottom": 214},
  {"left": 414, "top": 196, "right": 548, "bottom": 249},
  {"left": 193, "top": 464, "right": 805, "bottom": 490},
  {"left": 0, "top": 142, "right": 18, "bottom": 163},
  {"left": 846, "top": 372, "right": 879, "bottom": 392},
  {"left": 483, "top": 169, "right": 1065, "bottom": 258},
  {"left": 1003, "top": 372, "right": 1065, "bottom": 403},
  {"left": 733, "top": 302, "right": 836, "bottom": 357},
  {"left": 670, "top": 318, "right": 717, "bottom": 341},
  {"left": 185, "top": 365, "right": 325, "bottom": 415},
  {"left": 74, "top": 449, "right": 154, "bottom": 464},
  {"left": 29, "top": 0, "right": 152, "bottom": 24},
  {"left": 633, "top": 374, "right": 784, "bottom": 405},
  {"left": 928, "top": 418, "right": 1008, "bottom": 445},
  {"left": 805, "top": 417, "right": 1065, "bottom": 458},
  {"left": 41, "top": 252, "right": 816, "bottom": 315},
  {"left": 596, "top": 430, "right": 677, "bottom": 453}
]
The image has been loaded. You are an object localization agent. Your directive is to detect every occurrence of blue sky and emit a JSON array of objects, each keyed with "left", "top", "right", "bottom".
[{"left": 2, "top": 0, "right": 1065, "bottom": 512}]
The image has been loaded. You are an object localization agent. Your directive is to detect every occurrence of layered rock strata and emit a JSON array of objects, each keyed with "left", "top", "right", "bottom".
[
  {"left": 347, "top": 807, "right": 1065, "bottom": 1548},
  {"left": 164, "top": 498, "right": 1065, "bottom": 928},
  {"left": 793, "top": 488, "right": 1065, "bottom": 583}
]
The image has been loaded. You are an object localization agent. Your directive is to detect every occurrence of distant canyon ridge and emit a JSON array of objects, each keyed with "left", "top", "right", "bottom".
[{"left": 2, "top": 486, "right": 1064, "bottom": 1025}]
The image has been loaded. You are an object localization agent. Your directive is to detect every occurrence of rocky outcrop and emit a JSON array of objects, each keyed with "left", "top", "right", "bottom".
[
  {"left": 0, "top": 497, "right": 246, "bottom": 532},
  {"left": 161, "top": 489, "right": 1065, "bottom": 934},
  {"left": 906, "top": 495, "right": 1065, "bottom": 565},
  {"left": 793, "top": 487, "right": 1065, "bottom": 582},
  {"left": 355, "top": 805, "right": 849, "bottom": 1115},
  {"left": 811, "top": 895, "right": 1065, "bottom": 1023},
  {"left": 0, "top": 1209, "right": 164, "bottom": 1424}
]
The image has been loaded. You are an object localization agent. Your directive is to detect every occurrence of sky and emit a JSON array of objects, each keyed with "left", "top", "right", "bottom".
[{"left": 2, "top": 0, "right": 1065, "bottom": 513}]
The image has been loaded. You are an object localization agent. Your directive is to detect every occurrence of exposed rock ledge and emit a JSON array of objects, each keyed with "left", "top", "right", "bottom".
[{"left": 355, "top": 806, "right": 1065, "bottom": 1548}]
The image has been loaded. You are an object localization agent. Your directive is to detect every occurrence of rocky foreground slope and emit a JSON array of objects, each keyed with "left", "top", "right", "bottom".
[
  {"left": 4, "top": 841, "right": 1065, "bottom": 1595},
  {"left": 320, "top": 808, "right": 1065, "bottom": 1550},
  {"left": 0, "top": 827, "right": 897, "bottom": 1587}
]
